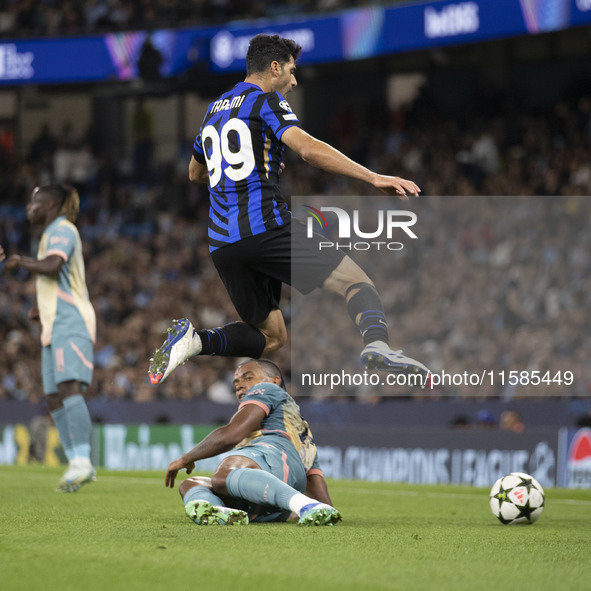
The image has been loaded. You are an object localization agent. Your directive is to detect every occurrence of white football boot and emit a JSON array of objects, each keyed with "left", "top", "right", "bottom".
[
  {"left": 148, "top": 318, "right": 202, "bottom": 384},
  {"left": 361, "top": 341, "right": 431, "bottom": 385},
  {"left": 297, "top": 503, "right": 342, "bottom": 526},
  {"left": 185, "top": 501, "right": 249, "bottom": 526},
  {"left": 57, "top": 458, "right": 97, "bottom": 493}
]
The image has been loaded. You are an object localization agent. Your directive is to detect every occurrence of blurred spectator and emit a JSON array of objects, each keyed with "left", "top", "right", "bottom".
[
  {"left": 27, "top": 124, "right": 57, "bottom": 165},
  {"left": 476, "top": 410, "right": 496, "bottom": 429},
  {"left": 500, "top": 410, "right": 525, "bottom": 433},
  {"left": 0, "top": 0, "right": 372, "bottom": 37},
  {"left": 28, "top": 411, "right": 52, "bottom": 462},
  {"left": 450, "top": 415, "right": 470, "bottom": 429},
  {"left": 137, "top": 36, "right": 163, "bottom": 83},
  {"left": 132, "top": 98, "right": 155, "bottom": 182}
]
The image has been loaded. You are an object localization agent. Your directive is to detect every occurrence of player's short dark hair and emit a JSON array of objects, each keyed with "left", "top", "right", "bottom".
[
  {"left": 237, "top": 358, "right": 286, "bottom": 389},
  {"left": 246, "top": 34, "right": 302, "bottom": 76}
]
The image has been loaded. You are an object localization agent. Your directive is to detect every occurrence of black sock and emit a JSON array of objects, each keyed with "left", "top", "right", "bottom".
[
  {"left": 346, "top": 283, "right": 389, "bottom": 346},
  {"left": 197, "top": 322, "right": 266, "bottom": 358}
]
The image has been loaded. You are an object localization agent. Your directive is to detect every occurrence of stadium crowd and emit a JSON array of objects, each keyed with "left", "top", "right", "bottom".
[
  {"left": 1, "top": 81, "right": 591, "bottom": 403},
  {"left": 0, "top": 0, "right": 396, "bottom": 37}
]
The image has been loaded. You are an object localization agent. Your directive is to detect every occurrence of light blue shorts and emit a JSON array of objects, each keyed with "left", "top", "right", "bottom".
[
  {"left": 228, "top": 435, "right": 307, "bottom": 492},
  {"left": 42, "top": 335, "right": 94, "bottom": 394}
]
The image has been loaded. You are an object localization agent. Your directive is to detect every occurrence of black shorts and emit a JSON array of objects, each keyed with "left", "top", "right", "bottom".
[{"left": 211, "top": 218, "right": 345, "bottom": 326}]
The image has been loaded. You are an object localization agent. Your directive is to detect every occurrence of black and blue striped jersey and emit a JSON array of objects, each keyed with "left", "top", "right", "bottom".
[{"left": 193, "top": 82, "right": 301, "bottom": 252}]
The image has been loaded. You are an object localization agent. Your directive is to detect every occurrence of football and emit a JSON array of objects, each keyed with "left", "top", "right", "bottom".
[{"left": 489, "top": 472, "right": 545, "bottom": 525}]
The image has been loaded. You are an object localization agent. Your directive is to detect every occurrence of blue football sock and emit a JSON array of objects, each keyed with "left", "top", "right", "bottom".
[
  {"left": 346, "top": 283, "right": 389, "bottom": 346},
  {"left": 226, "top": 468, "right": 297, "bottom": 511},
  {"left": 49, "top": 406, "right": 74, "bottom": 461},
  {"left": 183, "top": 486, "right": 225, "bottom": 507},
  {"left": 62, "top": 394, "right": 92, "bottom": 460}
]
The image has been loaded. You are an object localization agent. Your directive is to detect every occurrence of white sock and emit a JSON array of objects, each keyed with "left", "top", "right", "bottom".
[
  {"left": 288, "top": 493, "right": 323, "bottom": 514},
  {"left": 70, "top": 457, "right": 92, "bottom": 468},
  {"left": 189, "top": 332, "right": 202, "bottom": 356}
]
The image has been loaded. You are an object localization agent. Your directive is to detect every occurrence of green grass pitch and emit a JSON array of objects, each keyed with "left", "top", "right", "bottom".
[{"left": 1, "top": 465, "right": 590, "bottom": 591}]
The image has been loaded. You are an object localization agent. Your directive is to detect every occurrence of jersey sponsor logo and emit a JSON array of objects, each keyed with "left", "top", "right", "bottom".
[
  {"left": 248, "top": 388, "right": 267, "bottom": 396},
  {"left": 283, "top": 113, "right": 298, "bottom": 121},
  {"left": 50, "top": 235, "right": 69, "bottom": 246}
]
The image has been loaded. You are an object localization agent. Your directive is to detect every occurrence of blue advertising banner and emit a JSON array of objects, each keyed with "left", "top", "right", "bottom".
[
  {"left": 382, "top": 1, "right": 533, "bottom": 54},
  {"left": 210, "top": 0, "right": 588, "bottom": 73},
  {"left": 572, "top": 0, "right": 591, "bottom": 25},
  {"left": 0, "top": 0, "right": 589, "bottom": 85},
  {"left": 208, "top": 15, "right": 343, "bottom": 72},
  {"left": 0, "top": 27, "right": 210, "bottom": 86}
]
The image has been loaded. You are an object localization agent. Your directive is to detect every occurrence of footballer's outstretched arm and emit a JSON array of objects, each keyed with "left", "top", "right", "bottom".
[
  {"left": 3, "top": 253, "right": 64, "bottom": 276},
  {"left": 281, "top": 126, "right": 420, "bottom": 199},
  {"left": 165, "top": 404, "right": 266, "bottom": 488}
]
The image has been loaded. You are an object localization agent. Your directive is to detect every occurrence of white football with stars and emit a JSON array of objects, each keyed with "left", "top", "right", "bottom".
[{"left": 489, "top": 472, "right": 545, "bottom": 525}]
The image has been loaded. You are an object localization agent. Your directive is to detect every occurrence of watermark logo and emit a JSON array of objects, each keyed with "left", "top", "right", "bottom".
[
  {"left": 303, "top": 205, "right": 329, "bottom": 232},
  {"left": 303, "top": 205, "right": 417, "bottom": 251}
]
